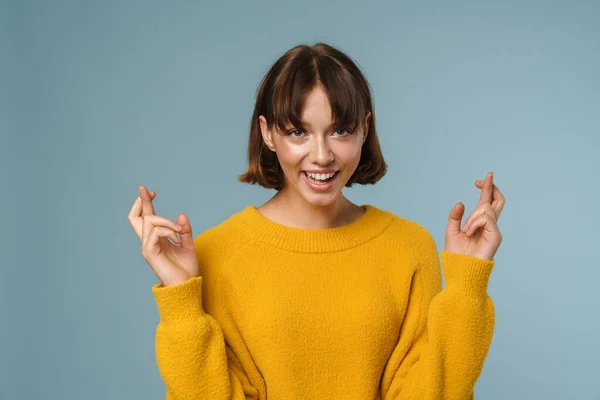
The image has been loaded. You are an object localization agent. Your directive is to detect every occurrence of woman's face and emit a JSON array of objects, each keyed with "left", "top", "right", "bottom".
[{"left": 259, "top": 84, "right": 370, "bottom": 208}]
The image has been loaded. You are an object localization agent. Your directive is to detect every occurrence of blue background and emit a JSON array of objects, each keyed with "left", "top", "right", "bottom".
[{"left": 2, "top": 0, "right": 599, "bottom": 399}]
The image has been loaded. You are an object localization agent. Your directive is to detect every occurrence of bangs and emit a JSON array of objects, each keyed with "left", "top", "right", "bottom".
[{"left": 268, "top": 53, "right": 368, "bottom": 134}]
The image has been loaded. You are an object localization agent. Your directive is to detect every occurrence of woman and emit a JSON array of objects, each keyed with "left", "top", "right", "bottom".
[{"left": 128, "top": 42, "right": 505, "bottom": 400}]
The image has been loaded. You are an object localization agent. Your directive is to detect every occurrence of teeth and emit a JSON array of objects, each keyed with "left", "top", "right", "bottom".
[{"left": 306, "top": 172, "right": 336, "bottom": 180}]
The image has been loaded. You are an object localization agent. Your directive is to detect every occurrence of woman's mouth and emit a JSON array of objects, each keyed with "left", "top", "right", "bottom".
[{"left": 301, "top": 171, "right": 339, "bottom": 191}]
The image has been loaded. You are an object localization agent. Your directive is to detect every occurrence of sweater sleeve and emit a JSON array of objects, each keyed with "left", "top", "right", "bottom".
[
  {"left": 380, "top": 230, "right": 495, "bottom": 400},
  {"left": 152, "top": 276, "right": 261, "bottom": 400}
]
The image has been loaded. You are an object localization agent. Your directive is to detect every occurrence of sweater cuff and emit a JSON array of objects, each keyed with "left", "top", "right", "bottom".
[
  {"left": 440, "top": 251, "right": 495, "bottom": 300},
  {"left": 151, "top": 275, "right": 206, "bottom": 329}
]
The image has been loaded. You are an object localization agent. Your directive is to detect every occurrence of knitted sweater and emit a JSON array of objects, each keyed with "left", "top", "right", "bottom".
[{"left": 151, "top": 204, "right": 495, "bottom": 400}]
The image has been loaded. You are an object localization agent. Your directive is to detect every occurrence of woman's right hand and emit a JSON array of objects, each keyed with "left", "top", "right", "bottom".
[{"left": 128, "top": 185, "right": 199, "bottom": 287}]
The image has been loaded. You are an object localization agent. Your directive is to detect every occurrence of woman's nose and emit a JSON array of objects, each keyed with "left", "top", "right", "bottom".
[{"left": 310, "top": 138, "right": 335, "bottom": 165}]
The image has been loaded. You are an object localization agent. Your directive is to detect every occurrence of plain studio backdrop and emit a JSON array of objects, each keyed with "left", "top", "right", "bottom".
[{"left": 2, "top": 0, "right": 599, "bottom": 399}]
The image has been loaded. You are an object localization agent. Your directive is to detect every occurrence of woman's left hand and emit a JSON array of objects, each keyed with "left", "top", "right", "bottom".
[{"left": 444, "top": 172, "right": 506, "bottom": 261}]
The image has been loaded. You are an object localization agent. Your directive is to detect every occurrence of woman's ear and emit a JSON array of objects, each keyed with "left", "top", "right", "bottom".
[
  {"left": 259, "top": 115, "right": 276, "bottom": 152},
  {"left": 362, "top": 111, "right": 371, "bottom": 144}
]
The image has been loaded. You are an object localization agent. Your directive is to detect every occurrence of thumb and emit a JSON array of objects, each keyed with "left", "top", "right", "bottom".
[
  {"left": 447, "top": 202, "right": 465, "bottom": 235},
  {"left": 177, "top": 213, "right": 194, "bottom": 250}
]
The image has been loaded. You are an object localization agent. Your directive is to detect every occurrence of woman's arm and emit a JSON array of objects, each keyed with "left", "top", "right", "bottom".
[
  {"left": 380, "top": 230, "right": 495, "bottom": 400},
  {"left": 153, "top": 276, "right": 264, "bottom": 400}
]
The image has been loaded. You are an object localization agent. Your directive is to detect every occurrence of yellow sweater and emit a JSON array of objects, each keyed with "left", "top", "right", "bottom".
[{"left": 151, "top": 204, "right": 495, "bottom": 400}]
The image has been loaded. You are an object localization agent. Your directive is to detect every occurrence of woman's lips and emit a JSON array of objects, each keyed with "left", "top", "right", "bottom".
[{"left": 301, "top": 171, "right": 339, "bottom": 192}]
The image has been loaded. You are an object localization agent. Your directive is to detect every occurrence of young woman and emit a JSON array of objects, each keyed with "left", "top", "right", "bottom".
[{"left": 128, "top": 42, "right": 505, "bottom": 400}]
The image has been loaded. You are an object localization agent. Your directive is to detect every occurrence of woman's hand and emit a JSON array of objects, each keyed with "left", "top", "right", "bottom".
[
  {"left": 127, "top": 185, "right": 199, "bottom": 287},
  {"left": 444, "top": 172, "right": 505, "bottom": 261}
]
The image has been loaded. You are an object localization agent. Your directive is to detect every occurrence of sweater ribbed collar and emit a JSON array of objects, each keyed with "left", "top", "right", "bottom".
[{"left": 231, "top": 204, "right": 395, "bottom": 253}]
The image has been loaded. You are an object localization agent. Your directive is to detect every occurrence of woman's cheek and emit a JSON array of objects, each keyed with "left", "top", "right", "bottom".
[
  {"left": 276, "top": 141, "right": 303, "bottom": 162},
  {"left": 335, "top": 142, "right": 362, "bottom": 162}
]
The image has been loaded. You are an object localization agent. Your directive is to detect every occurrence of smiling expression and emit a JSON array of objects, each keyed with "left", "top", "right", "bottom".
[{"left": 259, "top": 84, "right": 370, "bottom": 207}]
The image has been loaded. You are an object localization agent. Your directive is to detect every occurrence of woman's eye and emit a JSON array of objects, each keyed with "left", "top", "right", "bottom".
[{"left": 286, "top": 129, "right": 350, "bottom": 137}]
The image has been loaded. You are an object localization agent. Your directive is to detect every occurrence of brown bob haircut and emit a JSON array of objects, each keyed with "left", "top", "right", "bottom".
[{"left": 238, "top": 42, "right": 387, "bottom": 191}]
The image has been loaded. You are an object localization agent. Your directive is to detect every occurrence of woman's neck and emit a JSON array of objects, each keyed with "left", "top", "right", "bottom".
[{"left": 257, "top": 190, "right": 365, "bottom": 229}]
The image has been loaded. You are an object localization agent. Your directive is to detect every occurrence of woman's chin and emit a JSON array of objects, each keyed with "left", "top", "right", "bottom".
[
  {"left": 281, "top": 174, "right": 346, "bottom": 207},
  {"left": 299, "top": 185, "right": 344, "bottom": 207}
]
